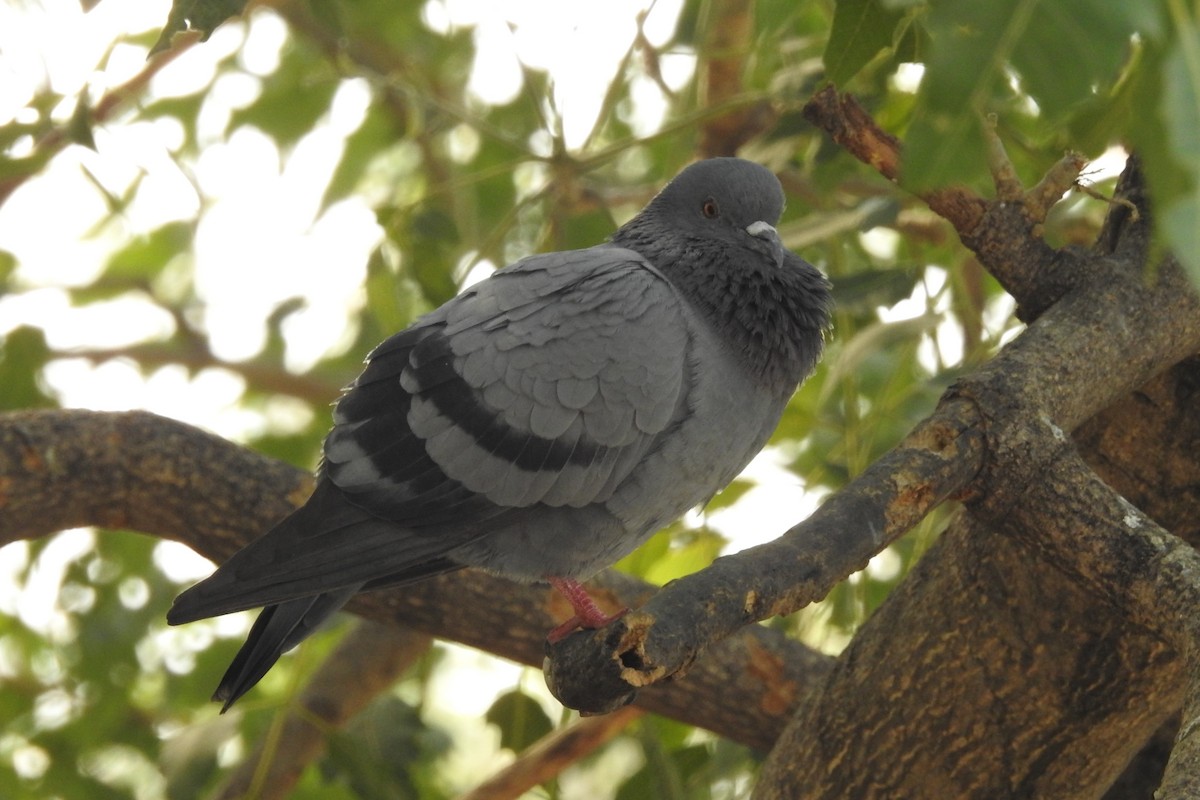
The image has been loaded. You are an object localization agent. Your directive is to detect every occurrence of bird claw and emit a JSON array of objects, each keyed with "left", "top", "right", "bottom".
[
  {"left": 546, "top": 607, "right": 629, "bottom": 644},
  {"left": 546, "top": 576, "right": 628, "bottom": 643}
]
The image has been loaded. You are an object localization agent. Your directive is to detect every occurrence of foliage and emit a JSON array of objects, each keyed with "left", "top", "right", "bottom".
[
  {"left": 0, "top": 0, "right": 1181, "bottom": 797},
  {"left": 825, "top": 0, "right": 1197, "bottom": 280}
]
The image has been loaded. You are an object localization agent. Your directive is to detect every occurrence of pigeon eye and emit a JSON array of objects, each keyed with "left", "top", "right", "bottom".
[{"left": 701, "top": 199, "right": 719, "bottom": 219}]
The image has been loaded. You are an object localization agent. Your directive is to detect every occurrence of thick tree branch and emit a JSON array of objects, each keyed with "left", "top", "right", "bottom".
[
  {"left": 757, "top": 356, "right": 1200, "bottom": 798},
  {"left": 975, "top": 446, "right": 1200, "bottom": 800},
  {"left": 545, "top": 402, "right": 985, "bottom": 712},
  {"left": 0, "top": 408, "right": 831, "bottom": 751}
]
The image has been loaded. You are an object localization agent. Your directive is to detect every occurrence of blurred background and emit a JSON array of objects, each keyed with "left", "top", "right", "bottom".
[{"left": 0, "top": 0, "right": 1140, "bottom": 797}]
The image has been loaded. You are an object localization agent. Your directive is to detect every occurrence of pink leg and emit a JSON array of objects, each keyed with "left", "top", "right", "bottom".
[{"left": 546, "top": 577, "right": 628, "bottom": 643}]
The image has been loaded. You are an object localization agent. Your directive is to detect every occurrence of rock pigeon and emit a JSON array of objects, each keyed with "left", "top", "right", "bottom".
[{"left": 167, "top": 157, "right": 832, "bottom": 710}]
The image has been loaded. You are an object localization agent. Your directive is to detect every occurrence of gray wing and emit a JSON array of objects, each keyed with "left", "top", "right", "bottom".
[
  {"left": 171, "top": 246, "right": 691, "bottom": 621},
  {"left": 323, "top": 245, "right": 690, "bottom": 520}
]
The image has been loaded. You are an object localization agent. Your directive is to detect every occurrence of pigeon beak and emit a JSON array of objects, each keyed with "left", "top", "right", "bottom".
[{"left": 746, "top": 221, "right": 785, "bottom": 268}]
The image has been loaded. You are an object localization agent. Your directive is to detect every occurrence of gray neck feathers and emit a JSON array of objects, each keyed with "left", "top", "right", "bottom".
[{"left": 612, "top": 221, "right": 831, "bottom": 392}]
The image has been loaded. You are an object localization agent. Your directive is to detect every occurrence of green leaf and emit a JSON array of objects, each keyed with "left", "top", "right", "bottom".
[
  {"left": 616, "top": 742, "right": 710, "bottom": 800},
  {"left": 1163, "top": 28, "right": 1200, "bottom": 164},
  {"left": 903, "top": 0, "right": 1024, "bottom": 189},
  {"left": 1010, "top": 0, "right": 1158, "bottom": 121},
  {"left": 66, "top": 96, "right": 96, "bottom": 150},
  {"left": 905, "top": 0, "right": 1161, "bottom": 189},
  {"left": 891, "top": 15, "right": 929, "bottom": 64},
  {"left": 72, "top": 221, "right": 193, "bottom": 304},
  {"left": 324, "top": 695, "right": 449, "bottom": 800},
  {"left": 1162, "top": 192, "right": 1200, "bottom": 285},
  {"left": 0, "top": 326, "right": 54, "bottom": 410},
  {"left": 614, "top": 525, "right": 673, "bottom": 580},
  {"left": 1159, "top": 25, "right": 1200, "bottom": 283},
  {"left": 151, "top": 0, "right": 248, "bottom": 55},
  {"left": 704, "top": 477, "right": 755, "bottom": 513},
  {"left": 0, "top": 248, "right": 16, "bottom": 284},
  {"left": 484, "top": 690, "right": 554, "bottom": 753},
  {"left": 1067, "top": 38, "right": 1160, "bottom": 156},
  {"left": 399, "top": 204, "right": 462, "bottom": 306},
  {"left": 140, "top": 93, "right": 206, "bottom": 152},
  {"left": 830, "top": 267, "right": 918, "bottom": 312},
  {"left": 104, "top": 221, "right": 193, "bottom": 282},
  {"left": 229, "top": 39, "right": 338, "bottom": 147},
  {"left": 903, "top": 114, "right": 988, "bottom": 191},
  {"left": 362, "top": 245, "right": 424, "bottom": 335},
  {"left": 920, "top": 0, "right": 1025, "bottom": 114},
  {"left": 825, "top": 0, "right": 906, "bottom": 85},
  {"left": 0, "top": 150, "right": 56, "bottom": 185},
  {"left": 638, "top": 530, "right": 727, "bottom": 586}
]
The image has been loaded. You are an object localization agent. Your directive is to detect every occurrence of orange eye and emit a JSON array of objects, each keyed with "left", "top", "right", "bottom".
[{"left": 701, "top": 199, "right": 719, "bottom": 219}]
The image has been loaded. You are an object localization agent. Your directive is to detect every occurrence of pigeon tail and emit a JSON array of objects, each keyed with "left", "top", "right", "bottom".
[
  {"left": 166, "top": 482, "right": 474, "bottom": 626},
  {"left": 213, "top": 586, "right": 357, "bottom": 712}
]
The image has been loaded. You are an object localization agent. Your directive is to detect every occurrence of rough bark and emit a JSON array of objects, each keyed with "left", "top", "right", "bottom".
[{"left": 755, "top": 359, "right": 1200, "bottom": 798}]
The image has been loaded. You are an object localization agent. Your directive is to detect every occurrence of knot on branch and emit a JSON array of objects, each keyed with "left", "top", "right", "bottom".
[{"left": 544, "top": 619, "right": 644, "bottom": 714}]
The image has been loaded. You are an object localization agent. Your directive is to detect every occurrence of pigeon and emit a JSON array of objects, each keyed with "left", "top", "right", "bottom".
[{"left": 167, "top": 157, "right": 832, "bottom": 710}]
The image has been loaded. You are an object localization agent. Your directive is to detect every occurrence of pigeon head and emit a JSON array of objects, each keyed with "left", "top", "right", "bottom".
[
  {"left": 618, "top": 158, "right": 788, "bottom": 267},
  {"left": 613, "top": 158, "right": 831, "bottom": 391}
]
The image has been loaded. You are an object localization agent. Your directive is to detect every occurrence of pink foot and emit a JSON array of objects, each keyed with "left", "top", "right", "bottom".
[{"left": 546, "top": 577, "right": 628, "bottom": 643}]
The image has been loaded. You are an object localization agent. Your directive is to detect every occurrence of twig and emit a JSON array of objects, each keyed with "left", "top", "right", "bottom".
[
  {"left": 457, "top": 706, "right": 644, "bottom": 800},
  {"left": 0, "top": 31, "right": 201, "bottom": 208}
]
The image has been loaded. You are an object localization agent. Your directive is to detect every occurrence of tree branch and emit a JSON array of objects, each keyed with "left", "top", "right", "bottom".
[
  {"left": 545, "top": 242, "right": 1200, "bottom": 715},
  {"left": 0, "top": 31, "right": 201, "bottom": 208},
  {"left": 696, "top": 0, "right": 775, "bottom": 156},
  {"left": 545, "top": 401, "right": 985, "bottom": 712},
  {"left": 0, "top": 408, "right": 831, "bottom": 751},
  {"left": 457, "top": 707, "right": 645, "bottom": 800},
  {"left": 801, "top": 86, "right": 1095, "bottom": 322},
  {"left": 800, "top": 86, "right": 988, "bottom": 236}
]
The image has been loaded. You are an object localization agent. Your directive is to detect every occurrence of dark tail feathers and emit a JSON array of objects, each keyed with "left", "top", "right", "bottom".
[{"left": 212, "top": 586, "right": 359, "bottom": 712}]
